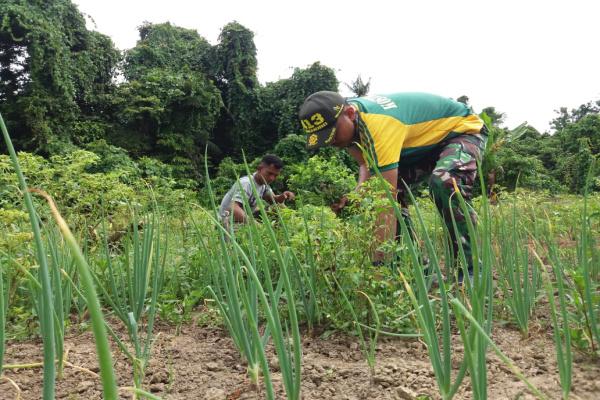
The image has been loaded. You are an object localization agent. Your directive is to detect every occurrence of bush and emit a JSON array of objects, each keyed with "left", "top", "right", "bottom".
[
  {"left": 0, "top": 150, "right": 195, "bottom": 228},
  {"left": 495, "top": 147, "right": 564, "bottom": 192},
  {"left": 273, "top": 134, "right": 309, "bottom": 165},
  {"left": 288, "top": 155, "right": 356, "bottom": 206}
]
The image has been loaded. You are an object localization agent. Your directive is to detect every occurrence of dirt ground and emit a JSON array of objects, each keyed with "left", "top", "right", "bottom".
[{"left": 1, "top": 317, "right": 599, "bottom": 400}]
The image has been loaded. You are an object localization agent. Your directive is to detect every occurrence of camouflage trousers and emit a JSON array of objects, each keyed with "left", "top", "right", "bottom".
[{"left": 396, "top": 131, "right": 488, "bottom": 270}]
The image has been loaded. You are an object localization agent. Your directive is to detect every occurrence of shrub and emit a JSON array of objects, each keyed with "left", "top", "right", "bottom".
[{"left": 288, "top": 155, "right": 356, "bottom": 206}]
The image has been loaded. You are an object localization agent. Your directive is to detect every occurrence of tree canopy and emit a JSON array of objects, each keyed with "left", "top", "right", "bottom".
[{"left": 1, "top": 0, "right": 598, "bottom": 193}]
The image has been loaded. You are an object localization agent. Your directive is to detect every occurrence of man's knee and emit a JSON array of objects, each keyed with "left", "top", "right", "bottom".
[{"left": 428, "top": 170, "right": 453, "bottom": 202}]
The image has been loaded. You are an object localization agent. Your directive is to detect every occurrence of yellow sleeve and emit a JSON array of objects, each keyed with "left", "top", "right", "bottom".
[{"left": 361, "top": 113, "right": 407, "bottom": 171}]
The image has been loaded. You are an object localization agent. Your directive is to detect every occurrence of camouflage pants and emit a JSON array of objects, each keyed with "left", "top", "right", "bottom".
[{"left": 396, "top": 132, "right": 488, "bottom": 270}]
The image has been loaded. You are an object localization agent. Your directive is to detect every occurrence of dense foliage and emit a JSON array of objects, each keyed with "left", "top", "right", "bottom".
[
  {"left": 490, "top": 106, "right": 600, "bottom": 193},
  {"left": 1, "top": 0, "right": 598, "bottom": 195}
]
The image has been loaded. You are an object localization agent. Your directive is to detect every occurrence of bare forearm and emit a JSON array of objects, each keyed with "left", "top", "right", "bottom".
[
  {"left": 232, "top": 203, "right": 247, "bottom": 223},
  {"left": 373, "top": 206, "right": 397, "bottom": 261},
  {"left": 373, "top": 168, "right": 400, "bottom": 262},
  {"left": 273, "top": 194, "right": 286, "bottom": 203},
  {"left": 348, "top": 146, "right": 370, "bottom": 190},
  {"left": 269, "top": 191, "right": 295, "bottom": 204},
  {"left": 356, "top": 164, "right": 370, "bottom": 189}
]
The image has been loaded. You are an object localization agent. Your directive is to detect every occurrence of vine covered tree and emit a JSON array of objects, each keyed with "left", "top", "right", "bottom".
[
  {"left": 0, "top": 0, "right": 119, "bottom": 153},
  {"left": 117, "top": 22, "right": 223, "bottom": 181},
  {"left": 210, "top": 22, "right": 259, "bottom": 157},
  {"left": 255, "top": 62, "right": 338, "bottom": 154},
  {"left": 123, "top": 22, "right": 212, "bottom": 81}
]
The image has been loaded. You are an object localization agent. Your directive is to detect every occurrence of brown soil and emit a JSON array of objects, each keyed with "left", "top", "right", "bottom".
[{"left": 1, "top": 319, "right": 599, "bottom": 400}]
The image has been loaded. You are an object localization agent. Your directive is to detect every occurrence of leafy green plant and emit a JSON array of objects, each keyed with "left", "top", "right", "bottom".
[{"left": 288, "top": 155, "right": 356, "bottom": 206}]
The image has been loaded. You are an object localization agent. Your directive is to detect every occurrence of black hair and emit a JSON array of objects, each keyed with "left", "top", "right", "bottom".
[{"left": 260, "top": 154, "right": 284, "bottom": 169}]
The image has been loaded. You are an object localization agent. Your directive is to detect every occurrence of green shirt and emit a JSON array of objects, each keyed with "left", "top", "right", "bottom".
[{"left": 349, "top": 93, "right": 484, "bottom": 171}]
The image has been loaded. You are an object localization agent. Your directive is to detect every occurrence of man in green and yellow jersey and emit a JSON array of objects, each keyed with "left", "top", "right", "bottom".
[{"left": 299, "top": 91, "right": 488, "bottom": 282}]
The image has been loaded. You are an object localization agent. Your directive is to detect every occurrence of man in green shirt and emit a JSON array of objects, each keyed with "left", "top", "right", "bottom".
[{"left": 299, "top": 91, "right": 488, "bottom": 282}]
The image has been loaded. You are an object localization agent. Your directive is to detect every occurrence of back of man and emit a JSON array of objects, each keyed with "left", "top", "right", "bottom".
[{"left": 348, "top": 92, "right": 483, "bottom": 170}]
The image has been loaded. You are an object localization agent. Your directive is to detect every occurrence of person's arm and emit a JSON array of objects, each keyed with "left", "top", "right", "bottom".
[
  {"left": 231, "top": 201, "right": 248, "bottom": 223},
  {"left": 229, "top": 178, "right": 252, "bottom": 223},
  {"left": 348, "top": 145, "right": 370, "bottom": 189},
  {"left": 267, "top": 191, "right": 295, "bottom": 204},
  {"left": 373, "top": 168, "right": 398, "bottom": 262},
  {"left": 332, "top": 145, "right": 370, "bottom": 212}
]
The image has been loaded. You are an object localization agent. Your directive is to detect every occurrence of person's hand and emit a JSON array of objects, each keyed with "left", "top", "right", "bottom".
[
  {"left": 331, "top": 195, "right": 349, "bottom": 213},
  {"left": 283, "top": 191, "right": 295, "bottom": 201}
]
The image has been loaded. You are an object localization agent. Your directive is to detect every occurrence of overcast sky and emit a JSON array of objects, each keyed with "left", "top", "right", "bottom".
[{"left": 73, "top": 0, "right": 599, "bottom": 132}]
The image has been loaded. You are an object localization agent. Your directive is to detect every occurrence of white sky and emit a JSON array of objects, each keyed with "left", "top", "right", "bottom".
[{"left": 73, "top": 0, "right": 600, "bottom": 132}]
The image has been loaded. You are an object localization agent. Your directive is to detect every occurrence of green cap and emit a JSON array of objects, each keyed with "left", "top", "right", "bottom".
[{"left": 298, "top": 91, "right": 345, "bottom": 149}]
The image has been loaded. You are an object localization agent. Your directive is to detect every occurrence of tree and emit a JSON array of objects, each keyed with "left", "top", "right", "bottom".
[
  {"left": 551, "top": 100, "right": 600, "bottom": 132},
  {"left": 556, "top": 114, "right": 600, "bottom": 155},
  {"left": 119, "top": 21, "right": 224, "bottom": 181},
  {"left": 345, "top": 75, "right": 371, "bottom": 97},
  {"left": 255, "top": 62, "right": 338, "bottom": 155},
  {"left": 481, "top": 106, "right": 505, "bottom": 127},
  {"left": 456, "top": 95, "right": 470, "bottom": 105},
  {"left": 0, "top": 0, "right": 119, "bottom": 154},
  {"left": 494, "top": 146, "right": 562, "bottom": 192},
  {"left": 209, "top": 22, "right": 260, "bottom": 158},
  {"left": 557, "top": 138, "right": 596, "bottom": 194},
  {"left": 273, "top": 134, "right": 309, "bottom": 165},
  {"left": 488, "top": 104, "right": 600, "bottom": 193},
  {"left": 109, "top": 68, "right": 222, "bottom": 182},
  {"left": 123, "top": 22, "right": 211, "bottom": 81}
]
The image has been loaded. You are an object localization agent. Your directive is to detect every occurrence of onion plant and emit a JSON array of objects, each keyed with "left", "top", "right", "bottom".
[
  {"left": 450, "top": 299, "right": 547, "bottom": 400},
  {"left": 239, "top": 158, "right": 302, "bottom": 400},
  {"left": 335, "top": 279, "right": 380, "bottom": 378},
  {"left": 92, "top": 211, "right": 165, "bottom": 395},
  {"left": 198, "top": 174, "right": 279, "bottom": 388},
  {"left": 1, "top": 113, "right": 56, "bottom": 399},
  {"left": 198, "top": 212, "right": 276, "bottom": 388},
  {"left": 46, "top": 227, "right": 77, "bottom": 378},
  {"left": 367, "top": 146, "right": 543, "bottom": 399},
  {"left": 534, "top": 243, "right": 572, "bottom": 399},
  {"left": 577, "top": 164, "right": 599, "bottom": 354},
  {"left": 2, "top": 113, "right": 118, "bottom": 399},
  {"left": 367, "top": 165, "right": 469, "bottom": 398},
  {"left": 496, "top": 201, "right": 540, "bottom": 338},
  {"left": 275, "top": 200, "right": 320, "bottom": 333},
  {"left": 447, "top": 173, "right": 494, "bottom": 400},
  {"left": 201, "top": 154, "right": 302, "bottom": 400},
  {"left": 32, "top": 189, "right": 120, "bottom": 399}
]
